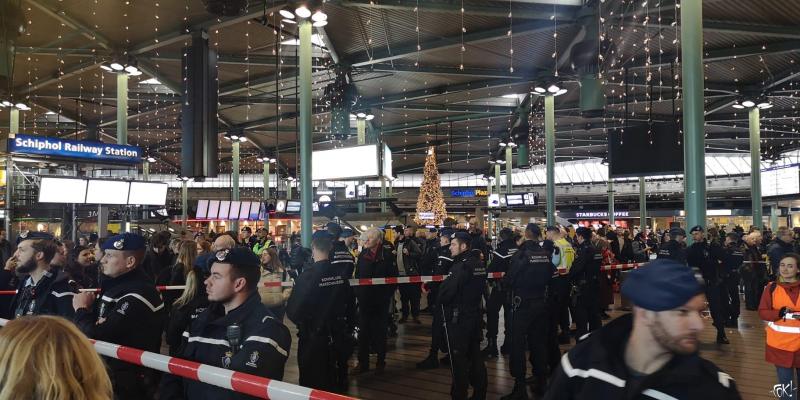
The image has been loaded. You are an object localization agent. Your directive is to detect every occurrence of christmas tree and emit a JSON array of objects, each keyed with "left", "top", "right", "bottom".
[{"left": 415, "top": 147, "right": 448, "bottom": 225}]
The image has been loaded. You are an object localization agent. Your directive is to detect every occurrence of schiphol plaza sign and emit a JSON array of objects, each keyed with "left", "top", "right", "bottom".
[{"left": 9, "top": 134, "right": 142, "bottom": 164}]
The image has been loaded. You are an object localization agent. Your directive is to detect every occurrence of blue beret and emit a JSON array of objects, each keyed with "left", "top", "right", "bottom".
[
  {"left": 312, "top": 230, "right": 333, "bottom": 241},
  {"left": 669, "top": 227, "right": 686, "bottom": 237},
  {"left": 102, "top": 233, "right": 146, "bottom": 251},
  {"left": 526, "top": 223, "right": 541, "bottom": 236},
  {"left": 326, "top": 222, "right": 342, "bottom": 236},
  {"left": 340, "top": 228, "right": 354, "bottom": 238},
  {"left": 689, "top": 225, "right": 704, "bottom": 234},
  {"left": 17, "top": 231, "right": 55, "bottom": 244},
  {"left": 621, "top": 259, "right": 702, "bottom": 311},
  {"left": 211, "top": 247, "right": 260, "bottom": 269},
  {"left": 451, "top": 231, "right": 471, "bottom": 243},
  {"left": 440, "top": 228, "right": 454, "bottom": 238}
]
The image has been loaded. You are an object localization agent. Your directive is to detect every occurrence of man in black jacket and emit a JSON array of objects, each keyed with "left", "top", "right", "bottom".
[
  {"left": 721, "top": 232, "right": 744, "bottom": 327},
  {"left": 657, "top": 227, "right": 688, "bottom": 264},
  {"left": 74, "top": 233, "right": 166, "bottom": 400},
  {"left": 395, "top": 226, "right": 423, "bottom": 323},
  {"left": 439, "top": 231, "right": 487, "bottom": 400},
  {"left": 483, "top": 227, "right": 518, "bottom": 358},
  {"left": 0, "top": 232, "right": 76, "bottom": 319},
  {"left": 354, "top": 227, "right": 399, "bottom": 374},
  {"left": 417, "top": 227, "right": 455, "bottom": 369},
  {"left": 570, "top": 227, "right": 603, "bottom": 341},
  {"left": 544, "top": 259, "right": 741, "bottom": 400},
  {"left": 327, "top": 222, "right": 356, "bottom": 278},
  {"left": 687, "top": 226, "right": 729, "bottom": 344},
  {"left": 287, "top": 230, "right": 356, "bottom": 393},
  {"left": 767, "top": 226, "right": 794, "bottom": 277}
]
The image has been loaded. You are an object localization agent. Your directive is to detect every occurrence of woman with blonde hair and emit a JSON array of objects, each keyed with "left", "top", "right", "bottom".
[
  {"left": 0, "top": 315, "right": 113, "bottom": 400},
  {"left": 163, "top": 240, "right": 198, "bottom": 309}
]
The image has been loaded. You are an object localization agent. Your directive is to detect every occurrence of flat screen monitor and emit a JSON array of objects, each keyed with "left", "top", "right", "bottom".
[
  {"left": 506, "top": 194, "right": 524, "bottom": 206},
  {"left": 196, "top": 200, "right": 209, "bottom": 219},
  {"left": 207, "top": 200, "right": 220, "bottom": 219},
  {"left": 608, "top": 122, "right": 684, "bottom": 178},
  {"left": 286, "top": 200, "right": 301, "bottom": 214},
  {"left": 38, "top": 177, "right": 87, "bottom": 203},
  {"left": 218, "top": 201, "right": 231, "bottom": 220},
  {"left": 239, "top": 201, "right": 251, "bottom": 220},
  {"left": 249, "top": 202, "right": 261, "bottom": 220},
  {"left": 523, "top": 192, "right": 538, "bottom": 206},
  {"left": 86, "top": 180, "right": 131, "bottom": 205},
  {"left": 229, "top": 201, "right": 241, "bottom": 219},
  {"left": 275, "top": 200, "right": 286, "bottom": 213},
  {"left": 128, "top": 182, "right": 168, "bottom": 206},
  {"left": 762, "top": 164, "right": 800, "bottom": 197},
  {"left": 312, "top": 145, "right": 379, "bottom": 180}
]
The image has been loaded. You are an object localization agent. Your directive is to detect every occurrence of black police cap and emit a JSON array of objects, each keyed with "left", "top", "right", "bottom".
[
  {"left": 689, "top": 225, "right": 704, "bottom": 234},
  {"left": 212, "top": 247, "right": 260, "bottom": 270}
]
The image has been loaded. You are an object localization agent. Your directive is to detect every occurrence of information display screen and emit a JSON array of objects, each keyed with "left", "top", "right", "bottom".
[
  {"left": 218, "top": 201, "right": 231, "bottom": 219},
  {"left": 762, "top": 164, "right": 800, "bottom": 197},
  {"left": 249, "top": 202, "right": 261, "bottom": 220},
  {"left": 505, "top": 194, "right": 524, "bottom": 206},
  {"left": 128, "top": 182, "right": 168, "bottom": 205},
  {"left": 286, "top": 201, "right": 301, "bottom": 213},
  {"left": 38, "top": 177, "right": 87, "bottom": 203},
  {"left": 239, "top": 201, "right": 251, "bottom": 220},
  {"left": 196, "top": 200, "right": 209, "bottom": 219},
  {"left": 86, "top": 180, "right": 131, "bottom": 204},
  {"left": 229, "top": 201, "right": 241, "bottom": 219},
  {"left": 207, "top": 200, "right": 220, "bottom": 219}
]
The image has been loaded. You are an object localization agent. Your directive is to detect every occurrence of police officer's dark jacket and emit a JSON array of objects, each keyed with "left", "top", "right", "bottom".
[
  {"left": 544, "top": 313, "right": 741, "bottom": 400},
  {"left": 504, "top": 240, "right": 556, "bottom": 300},
  {"left": 160, "top": 292, "right": 291, "bottom": 400},
  {"left": 721, "top": 243, "right": 745, "bottom": 276},
  {"left": 490, "top": 238, "right": 519, "bottom": 273},
  {"left": 658, "top": 240, "right": 687, "bottom": 264},
  {"left": 569, "top": 241, "right": 602, "bottom": 286},
  {"left": 354, "top": 242, "right": 399, "bottom": 313},
  {"left": 74, "top": 267, "right": 165, "bottom": 380},
  {"left": 688, "top": 240, "right": 725, "bottom": 283},
  {"left": 434, "top": 245, "right": 453, "bottom": 276},
  {"left": 0, "top": 267, "right": 76, "bottom": 319},
  {"left": 438, "top": 250, "right": 486, "bottom": 317},
  {"left": 329, "top": 240, "right": 355, "bottom": 278},
  {"left": 287, "top": 259, "right": 356, "bottom": 336}
]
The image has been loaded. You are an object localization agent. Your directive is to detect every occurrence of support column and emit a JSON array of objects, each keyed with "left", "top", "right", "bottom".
[
  {"left": 5, "top": 108, "right": 18, "bottom": 240},
  {"left": 287, "top": 179, "right": 293, "bottom": 199},
  {"left": 263, "top": 161, "right": 270, "bottom": 200},
  {"left": 181, "top": 180, "right": 188, "bottom": 227},
  {"left": 475, "top": 207, "right": 484, "bottom": 231},
  {"left": 608, "top": 180, "right": 615, "bottom": 226},
  {"left": 298, "top": 19, "right": 313, "bottom": 247},
  {"left": 639, "top": 177, "right": 647, "bottom": 233},
  {"left": 545, "top": 94, "right": 556, "bottom": 226},
  {"left": 141, "top": 161, "right": 150, "bottom": 220},
  {"left": 680, "top": 0, "right": 707, "bottom": 234},
  {"left": 494, "top": 164, "right": 501, "bottom": 195},
  {"left": 380, "top": 177, "right": 387, "bottom": 213},
  {"left": 517, "top": 139, "right": 530, "bottom": 168},
  {"left": 505, "top": 146, "right": 513, "bottom": 194},
  {"left": 231, "top": 141, "right": 240, "bottom": 232},
  {"left": 750, "top": 107, "right": 762, "bottom": 229},
  {"left": 771, "top": 204, "right": 779, "bottom": 231},
  {"left": 357, "top": 117, "right": 366, "bottom": 214},
  {"left": 486, "top": 178, "right": 493, "bottom": 239},
  {"left": 116, "top": 73, "right": 129, "bottom": 145}
]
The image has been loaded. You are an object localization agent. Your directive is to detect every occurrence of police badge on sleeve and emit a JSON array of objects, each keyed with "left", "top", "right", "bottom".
[
  {"left": 222, "top": 351, "right": 233, "bottom": 369},
  {"left": 246, "top": 351, "right": 260, "bottom": 368}
]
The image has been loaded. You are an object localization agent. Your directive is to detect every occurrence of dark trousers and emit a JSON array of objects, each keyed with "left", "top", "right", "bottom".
[
  {"left": 485, "top": 285, "right": 510, "bottom": 342},
  {"left": 723, "top": 272, "right": 741, "bottom": 320},
  {"left": 509, "top": 298, "right": 549, "bottom": 384},
  {"left": 742, "top": 267, "right": 767, "bottom": 310},
  {"left": 546, "top": 298, "right": 562, "bottom": 372},
  {"left": 553, "top": 276, "right": 572, "bottom": 335},
  {"left": 572, "top": 286, "right": 602, "bottom": 340},
  {"left": 358, "top": 309, "right": 389, "bottom": 365},
  {"left": 705, "top": 281, "right": 728, "bottom": 332},
  {"left": 297, "top": 332, "right": 337, "bottom": 392},
  {"left": 429, "top": 304, "right": 446, "bottom": 354},
  {"left": 446, "top": 315, "right": 487, "bottom": 400},
  {"left": 399, "top": 283, "right": 421, "bottom": 318}
]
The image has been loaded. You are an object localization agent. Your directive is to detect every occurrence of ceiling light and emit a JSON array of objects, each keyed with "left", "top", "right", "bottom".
[
  {"left": 1, "top": 101, "right": 11, "bottom": 107},
  {"left": 45, "top": 111, "right": 55, "bottom": 115},
  {"left": 547, "top": 84, "right": 561, "bottom": 94},
  {"left": 508, "top": 141, "right": 518, "bottom": 148},
  {"left": 311, "top": 10, "right": 327, "bottom": 22},
  {"left": 555, "top": 88, "right": 568, "bottom": 96},
  {"left": 110, "top": 62, "right": 124, "bottom": 71},
  {"left": 239, "top": 136, "right": 248, "bottom": 142},
  {"left": 124, "top": 65, "right": 138, "bottom": 74},
  {"left": 100, "top": 65, "right": 113, "bottom": 72},
  {"left": 757, "top": 102, "right": 773, "bottom": 109},
  {"left": 356, "top": 112, "right": 367, "bottom": 118},
  {"left": 534, "top": 86, "right": 546, "bottom": 94},
  {"left": 282, "top": 18, "right": 297, "bottom": 24},
  {"left": 230, "top": 134, "right": 240, "bottom": 140},
  {"left": 128, "top": 69, "right": 142, "bottom": 76},
  {"left": 312, "top": 20, "right": 328, "bottom": 27},
  {"left": 499, "top": 142, "right": 508, "bottom": 147},
  {"left": 295, "top": 5, "right": 311, "bottom": 18},
  {"left": 146, "top": 156, "right": 156, "bottom": 163},
  {"left": 732, "top": 103, "right": 745, "bottom": 109},
  {"left": 279, "top": 9, "right": 295, "bottom": 19},
  {"left": 502, "top": 94, "right": 521, "bottom": 99},
  {"left": 365, "top": 114, "right": 375, "bottom": 120},
  {"left": 140, "top": 78, "right": 161, "bottom": 85},
  {"left": 270, "top": 158, "right": 277, "bottom": 163},
  {"left": 741, "top": 100, "right": 755, "bottom": 108},
  {"left": 15, "top": 103, "right": 27, "bottom": 110},
  {"left": 496, "top": 159, "right": 506, "bottom": 164}
]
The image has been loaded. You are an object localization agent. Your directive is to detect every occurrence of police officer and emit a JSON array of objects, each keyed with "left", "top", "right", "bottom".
[
  {"left": 687, "top": 226, "right": 729, "bottom": 344},
  {"left": 721, "top": 232, "right": 744, "bottom": 327},
  {"left": 418, "top": 227, "right": 454, "bottom": 369},
  {"left": 327, "top": 222, "right": 356, "bottom": 278},
  {"left": 569, "top": 227, "right": 603, "bottom": 341},
  {"left": 544, "top": 260, "right": 742, "bottom": 400},
  {"left": 501, "top": 224, "right": 556, "bottom": 399},
  {"left": 73, "top": 233, "right": 166, "bottom": 400},
  {"left": 287, "top": 230, "right": 356, "bottom": 392},
  {"left": 483, "top": 227, "right": 518, "bottom": 358},
  {"left": 658, "top": 227, "right": 688, "bottom": 264},
  {"left": 0, "top": 232, "right": 76, "bottom": 319},
  {"left": 160, "top": 247, "right": 291, "bottom": 400},
  {"left": 439, "top": 231, "right": 487, "bottom": 400}
]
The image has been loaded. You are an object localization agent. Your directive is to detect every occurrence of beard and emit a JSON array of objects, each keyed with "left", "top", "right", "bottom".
[
  {"left": 651, "top": 316, "right": 699, "bottom": 355},
  {"left": 16, "top": 257, "right": 37, "bottom": 274}
]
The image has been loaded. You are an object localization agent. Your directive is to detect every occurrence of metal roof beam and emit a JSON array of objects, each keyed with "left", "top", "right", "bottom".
[
  {"left": 357, "top": 78, "right": 525, "bottom": 109},
  {"left": 18, "top": 59, "right": 101, "bottom": 94},
  {"left": 24, "top": 0, "right": 114, "bottom": 50},
  {"left": 624, "top": 40, "right": 800, "bottom": 70},
  {"left": 333, "top": 0, "right": 578, "bottom": 20},
  {"left": 379, "top": 113, "right": 512, "bottom": 133},
  {"left": 636, "top": 19, "right": 800, "bottom": 40},
  {"left": 382, "top": 103, "right": 516, "bottom": 114},
  {"left": 362, "top": 64, "right": 533, "bottom": 80}
]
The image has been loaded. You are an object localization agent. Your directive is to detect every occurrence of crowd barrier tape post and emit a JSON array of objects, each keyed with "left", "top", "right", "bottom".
[
  {"left": 0, "top": 262, "right": 647, "bottom": 295},
  {"left": 0, "top": 318, "right": 357, "bottom": 400}
]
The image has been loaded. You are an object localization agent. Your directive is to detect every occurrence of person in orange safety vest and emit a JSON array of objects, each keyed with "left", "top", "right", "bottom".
[{"left": 760, "top": 252, "right": 800, "bottom": 399}]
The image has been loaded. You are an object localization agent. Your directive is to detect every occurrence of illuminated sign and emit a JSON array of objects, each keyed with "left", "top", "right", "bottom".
[
  {"left": 575, "top": 211, "right": 631, "bottom": 218},
  {"left": 450, "top": 189, "right": 489, "bottom": 198},
  {"left": 10, "top": 134, "right": 142, "bottom": 164}
]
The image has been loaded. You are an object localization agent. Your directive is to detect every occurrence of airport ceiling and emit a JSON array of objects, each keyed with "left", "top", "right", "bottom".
[{"left": 0, "top": 0, "right": 798, "bottom": 178}]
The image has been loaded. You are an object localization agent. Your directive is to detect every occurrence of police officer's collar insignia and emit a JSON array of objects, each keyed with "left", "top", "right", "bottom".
[
  {"left": 216, "top": 249, "right": 230, "bottom": 261},
  {"left": 246, "top": 351, "right": 260, "bottom": 368},
  {"left": 113, "top": 239, "right": 124, "bottom": 250},
  {"left": 19, "top": 230, "right": 29, "bottom": 239},
  {"left": 222, "top": 351, "right": 233, "bottom": 369}
]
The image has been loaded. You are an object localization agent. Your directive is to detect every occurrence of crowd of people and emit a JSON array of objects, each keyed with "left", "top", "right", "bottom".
[{"left": 4, "top": 219, "right": 800, "bottom": 399}]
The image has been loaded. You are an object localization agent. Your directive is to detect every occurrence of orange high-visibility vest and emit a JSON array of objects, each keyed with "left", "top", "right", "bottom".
[{"left": 766, "top": 284, "right": 800, "bottom": 352}]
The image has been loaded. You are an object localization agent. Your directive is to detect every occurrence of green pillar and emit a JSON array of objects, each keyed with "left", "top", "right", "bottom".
[
  {"left": 380, "top": 177, "right": 387, "bottom": 213},
  {"left": 263, "top": 161, "right": 270, "bottom": 200},
  {"left": 505, "top": 146, "right": 513, "bottom": 194},
  {"left": 142, "top": 161, "right": 150, "bottom": 181},
  {"left": 182, "top": 180, "right": 188, "bottom": 227},
  {"left": 750, "top": 107, "right": 762, "bottom": 229},
  {"left": 771, "top": 204, "right": 779, "bottom": 231},
  {"left": 116, "top": 73, "right": 128, "bottom": 145},
  {"left": 231, "top": 141, "right": 240, "bottom": 232},
  {"left": 680, "top": 0, "right": 707, "bottom": 233},
  {"left": 517, "top": 142, "right": 529, "bottom": 168},
  {"left": 287, "top": 179, "right": 293, "bottom": 199},
  {"left": 357, "top": 118, "right": 366, "bottom": 214},
  {"left": 494, "top": 164, "right": 501, "bottom": 195},
  {"left": 545, "top": 94, "right": 556, "bottom": 226},
  {"left": 299, "top": 19, "right": 313, "bottom": 247},
  {"left": 639, "top": 177, "right": 647, "bottom": 233},
  {"left": 5, "top": 108, "right": 18, "bottom": 240},
  {"left": 608, "top": 180, "right": 615, "bottom": 226}
]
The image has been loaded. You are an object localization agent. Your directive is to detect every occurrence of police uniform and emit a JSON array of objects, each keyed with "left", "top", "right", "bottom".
[
  {"left": 721, "top": 239, "right": 744, "bottom": 326},
  {"left": 438, "top": 232, "right": 488, "bottom": 400},
  {"left": 0, "top": 232, "right": 76, "bottom": 319},
  {"left": 327, "top": 222, "right": 356, "bottom": 278},
  {"left": 569, "top": 228, "right": 603, "bottom": 341},
  {"left": 686, "top": 226, "right": 729, "bottom": 343},
  {"left": 287, "top": 231, "right": 356, "bottom": 392},
  {"left": 484, "top": 230, "right": 518, "bottom": 357},
  {"left": 502, "top": 225, "right": 556, "bottom": 399},
  {"left": 74, "top": 234, "right": 166, "bottom": 400},
  {"left": 418, "top": 228, "right": 455, "bottom": 369},
  {"left": 544, "top": 260, "right": 741, "bottom": 400},
  {"left": 657, "top": 228, "right": 688, "bottom": 264}
]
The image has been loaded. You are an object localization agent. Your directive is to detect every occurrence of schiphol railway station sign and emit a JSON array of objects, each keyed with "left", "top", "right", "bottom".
[{"left": 9, "top": 134, "right": 142, "bottom": 164}]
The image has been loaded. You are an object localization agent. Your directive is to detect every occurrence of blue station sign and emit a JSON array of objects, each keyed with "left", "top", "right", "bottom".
[{"left": 9, "top": 134, "right": 142, "bottom": 164}]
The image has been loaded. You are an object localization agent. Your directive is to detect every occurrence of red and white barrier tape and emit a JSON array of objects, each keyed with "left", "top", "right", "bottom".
[
  {"left": 0, "top": 262, "right": 646, "bottom": 295},
  {"left": 0, "top": 318, "right": 355, "bottom": 400}
]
